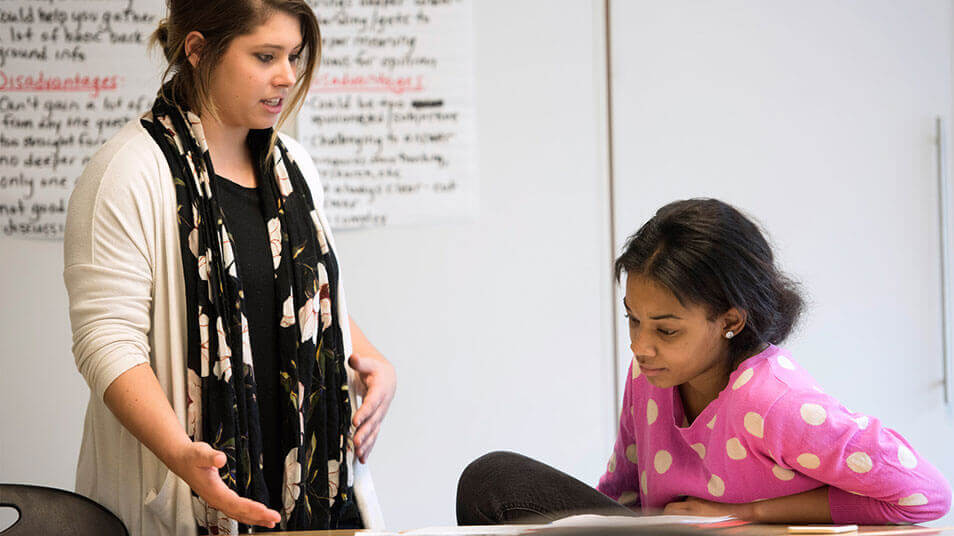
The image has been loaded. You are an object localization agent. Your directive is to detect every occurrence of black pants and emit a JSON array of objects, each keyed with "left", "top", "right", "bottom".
[{"left": 456, "top": 451, "right": 636, "bottom": 525}]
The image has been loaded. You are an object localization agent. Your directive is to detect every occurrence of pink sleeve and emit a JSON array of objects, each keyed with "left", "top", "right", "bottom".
[
  {"left": 596, "top": 361, "right": 641, "bottom": 507},
  {"left": 762, "top": 390, "right": 951, "bottom": 524}
]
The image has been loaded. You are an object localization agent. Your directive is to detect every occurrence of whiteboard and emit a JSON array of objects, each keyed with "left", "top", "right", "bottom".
[{"left": 0, "top": 0, "right": 617, "bottom": 530}]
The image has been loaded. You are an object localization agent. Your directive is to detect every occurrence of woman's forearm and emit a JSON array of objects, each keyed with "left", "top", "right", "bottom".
[
  {"left": 747, "top": 486, "right": 832, "bottom": 523},
  {"left": 349, "top": 316, "right": 384, "bottom": 358},
  {"left": 103, "top": 363, "right": 192, "bottom": 471}
]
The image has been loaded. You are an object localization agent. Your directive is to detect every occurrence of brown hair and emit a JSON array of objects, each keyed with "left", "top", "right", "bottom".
[{"left": 149, "top": 0, "right": 320, "bottom": 151}]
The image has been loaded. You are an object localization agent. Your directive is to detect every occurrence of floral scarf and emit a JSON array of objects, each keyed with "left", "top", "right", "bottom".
[{"left": 141, "top": 91, "right": 357, "bottom": 533}]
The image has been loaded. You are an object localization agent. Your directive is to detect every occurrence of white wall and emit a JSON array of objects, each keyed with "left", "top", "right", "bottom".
[
  {"left": 609, "top": 0, "right": 954, "bottom": 526},
  {"left": 335, "top": 1, "right": 616, "bottom": 528},
  {"left": 0, "top": 0, "right": 617, "bottom": 531}
]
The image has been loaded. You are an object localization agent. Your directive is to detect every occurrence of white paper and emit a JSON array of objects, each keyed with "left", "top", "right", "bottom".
[
  {"left": 300, "top": 0, "right": 478, "bottom": 229},
  {"left": 357, "top": 515, "right": 735, "bottom": 536},
  {"left": 366, "top": 525, "right": 545, "bottom": 536},
  {"left": 548, "top": 514, "right": 736, "bottom": 528},
  {"left": 0, "top": 0, "right": 163, "bottom": 239}
]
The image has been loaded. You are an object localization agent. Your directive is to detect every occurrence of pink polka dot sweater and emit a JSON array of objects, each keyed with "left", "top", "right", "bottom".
[{"left": 597, "top": 345, "right": 952, "bottom": 524}]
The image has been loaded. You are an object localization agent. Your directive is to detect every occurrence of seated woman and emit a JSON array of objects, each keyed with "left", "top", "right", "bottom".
[{"left": 457, "top": 198, "right": 951, "bottom": 525}]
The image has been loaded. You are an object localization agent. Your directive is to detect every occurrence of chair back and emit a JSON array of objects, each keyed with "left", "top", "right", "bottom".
[{"left": 0, "top": 484, "right": 129, "bottom": 536}]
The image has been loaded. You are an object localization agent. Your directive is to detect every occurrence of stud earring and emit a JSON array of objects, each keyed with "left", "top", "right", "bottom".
[{"left": 725, "top": 331, "right": 734, "bottom": 339}]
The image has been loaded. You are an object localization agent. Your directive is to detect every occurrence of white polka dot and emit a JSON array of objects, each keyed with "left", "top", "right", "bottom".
[
  {"left": 690, "top": 443, "right": 706, "bottom": 459},
  {"left": 772, "top": 465, "right": 795, "bottom": 481},
  {"left": 853, "top": 415, "right": 869, "bottom": 429},
  {"left": 726, "top": 437, "right": 748, "bottom": 460},
  {"left": 800, "top": 403, "right": 828, "bottom": 426},
  {"left": 777, "top": 355, "right": 795, "bottom": 369},
  {"left": 632, "top": 358, "right": 641, "bottom": 379},
  {"left": 797, "top": 453, "right": 821, "bottom": 469},
  {"left": 707, "top": 474, "right": 725, "bottom": 497},
  {"left": 607, "top": 452, "right": 616, "bottom": 473},
  {"left": 846, "top": 452, "right": 873, "bottom": 473},
  {"left": 898, "top": 444, "right": 917, "bottom": 469},
  {"left": 618, "top": 491, "right": 639, "bottom": 505},
  {"left": 732, "top": 368, "right": 754, "bottom": 390},
  {"left": 647, "top": 399, "right": 658, "bottom": 425},
  {"left": 744, "top": 412, "right": 764, "bottom": 438},
  {"left": 625, "top": 444, "right": 639, "bottom": 464},
  {"left": 654, "top": 450, "right": 673, "bottom": 474},
  {"left": 899, "top": 493, "right": 928, "bottom": 506},
  {"left": 707, "top": 415, "right": 718, "bottom": 429},
  {"left": 640, "top": 470, "right": 648, "bottom": 494}
]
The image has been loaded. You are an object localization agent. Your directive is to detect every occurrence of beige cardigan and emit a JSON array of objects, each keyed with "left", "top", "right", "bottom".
[{"left": 64, "top": 119, "right": 384, "bottom": 536}]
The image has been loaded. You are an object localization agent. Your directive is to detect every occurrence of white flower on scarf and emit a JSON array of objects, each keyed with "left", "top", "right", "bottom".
[
  {"left": 310, "top": 210, "right": 329, "bottom": 254},
  {"left": 215, "top": 514, "right": 238, "bottom": 536},
  {"left": 220, "top": 228, "right": 237, "bottom": 278},
  {"left": 157, "top": 115, "right": 185, "bottom": 155},
  {"left": 328, "top": 459, "right": 340, "bottom": 507},
  {"left": 192, "top": 484, "right": 237, "bottom": 535},
  {"left": 298, "top": 296, "right": 318, "bottom": 343},
  {"left": 214, "top": 316, "right": 232, "bottom": 382},
  {"left": 317, "top": 264, "right": 332, "bottom": 332},
  {"left": 186, "top": 369, "right": 202, "bottom": 438},
  {"left": 240, "top": 314, "right": 253, "bottom": 366},
  {"left": 267, "top": 217, "right": 282, "bottom": 270},
  {"left": 185, "top": 153, "right": 203, "bottom": 194},
  {"left": 275, "top": 148, "right": 293, "bottom": 197},
  {"left": 197, "top": 250, "right": 210, "bottom": 281},
  {"left": 186, "top": 111, "right": 209, "bottom": 154},
  {"left": 280, "top": 295, "right": 295, "bottom": 328},
  {"left": 346, "top": 438, "right": 355, "bottom": 487},
  {"left": 296, "top": 381, "right": 305, "bottom": 443},
  {"left": 191, "top": 495, "right": 209, "bottom": 526},
  {"left": 283, "top": 447, "right": 302, "bottom": 518},
  {"left": 188, "top": 229, "right": 198, "bottom": 258},
  {"left": 198, "top": 312, "right": 210, "bottom": 377},
  {"left": 188, "top": 204, "right": 201, "bottom": 258},
  {"left": 199, "top": 167, "right": 213, "bottom": 199}
]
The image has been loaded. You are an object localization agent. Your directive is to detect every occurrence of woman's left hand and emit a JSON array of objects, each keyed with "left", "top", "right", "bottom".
[
  {"left": 349, "top": 352, "right": 396, "bottom": 463},
  {"left": 663, "top": 496, "right": 754, "bottom": 519}
]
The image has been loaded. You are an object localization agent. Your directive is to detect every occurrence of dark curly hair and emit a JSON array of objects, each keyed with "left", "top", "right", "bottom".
[{"left": 614, "top": 198, "right": 804, "bottom": 366}]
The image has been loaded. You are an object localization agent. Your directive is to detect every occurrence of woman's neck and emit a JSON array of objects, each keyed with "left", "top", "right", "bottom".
[
  {"left": 679, "top": 343, "right": 771, "bottom": 423},
  {"left": 201, "top": 114, "right": 256, "bottom": 187},
  {"left": 678, "top": 360, "right": 731, "bottom": 424}
]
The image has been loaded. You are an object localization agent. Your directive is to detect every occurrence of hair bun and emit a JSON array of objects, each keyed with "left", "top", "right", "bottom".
[{"left": 153, "top": 19, "right": 172, "bottom": 59}]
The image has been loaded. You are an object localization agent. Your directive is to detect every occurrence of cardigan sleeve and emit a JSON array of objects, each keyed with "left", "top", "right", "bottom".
[
  {"left": 64, "top": 133, "right": 161, "bottom": 400},
  {"left": 761, "top": 388, "right": 951, "bottom": 524},
  {"left": 596, "top": 360, "right": 641, "bottom": 507}
]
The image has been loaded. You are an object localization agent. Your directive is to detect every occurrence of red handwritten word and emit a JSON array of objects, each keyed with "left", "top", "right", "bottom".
[
  {"left": 0, "top": 71, "right": 120, "bottom": 97},
  {"left": 311, "top": 73, "right": 424, "bottom": 95}
]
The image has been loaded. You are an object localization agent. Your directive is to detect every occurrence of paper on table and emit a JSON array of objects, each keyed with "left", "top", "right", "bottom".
[
  {"left": 787, "top": 526, "right": 858, "bottom": 534},
  {"left": 548, "top": 514, "right": 736, "bottom": 528},
  {"left": 360, "top": 525, "right": 545, "bottom": 536},
  {"left": 358, "top": 515, "right": 736, "bottom": 536}
]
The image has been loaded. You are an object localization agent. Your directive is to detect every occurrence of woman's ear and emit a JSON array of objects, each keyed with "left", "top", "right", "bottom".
[
  {"left": 721, "top": 307, "right": 747, "bottom": 338},
  {"left": 183, "top": 31, "right": 206, "bottom": 68}
]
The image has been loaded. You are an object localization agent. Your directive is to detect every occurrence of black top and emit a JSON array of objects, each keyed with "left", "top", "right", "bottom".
[{"left": 212, "top": 173, "right": 284, "bottom": 513}]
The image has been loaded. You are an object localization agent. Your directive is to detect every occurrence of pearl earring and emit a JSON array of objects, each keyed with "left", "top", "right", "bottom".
[{"left": 725, "top": 331, "right": 734, "bottom": 339}]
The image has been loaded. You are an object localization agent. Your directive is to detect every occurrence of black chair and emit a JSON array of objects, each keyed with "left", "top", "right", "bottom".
[{"left": 0, "top": 484, "right": 128, "bottom": 536}]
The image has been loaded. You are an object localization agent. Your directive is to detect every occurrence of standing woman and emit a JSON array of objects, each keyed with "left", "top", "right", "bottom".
[{"left": 64, "top": 1, "right": 396, "bottom": 534}]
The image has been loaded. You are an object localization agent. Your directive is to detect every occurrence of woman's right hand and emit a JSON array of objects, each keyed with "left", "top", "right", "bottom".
[
  {"left": 169, "top": 441, "right": 281, "bottom": 528},
  {"left": 104, "top": 364, "right": 280, "bottom": 529}
]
